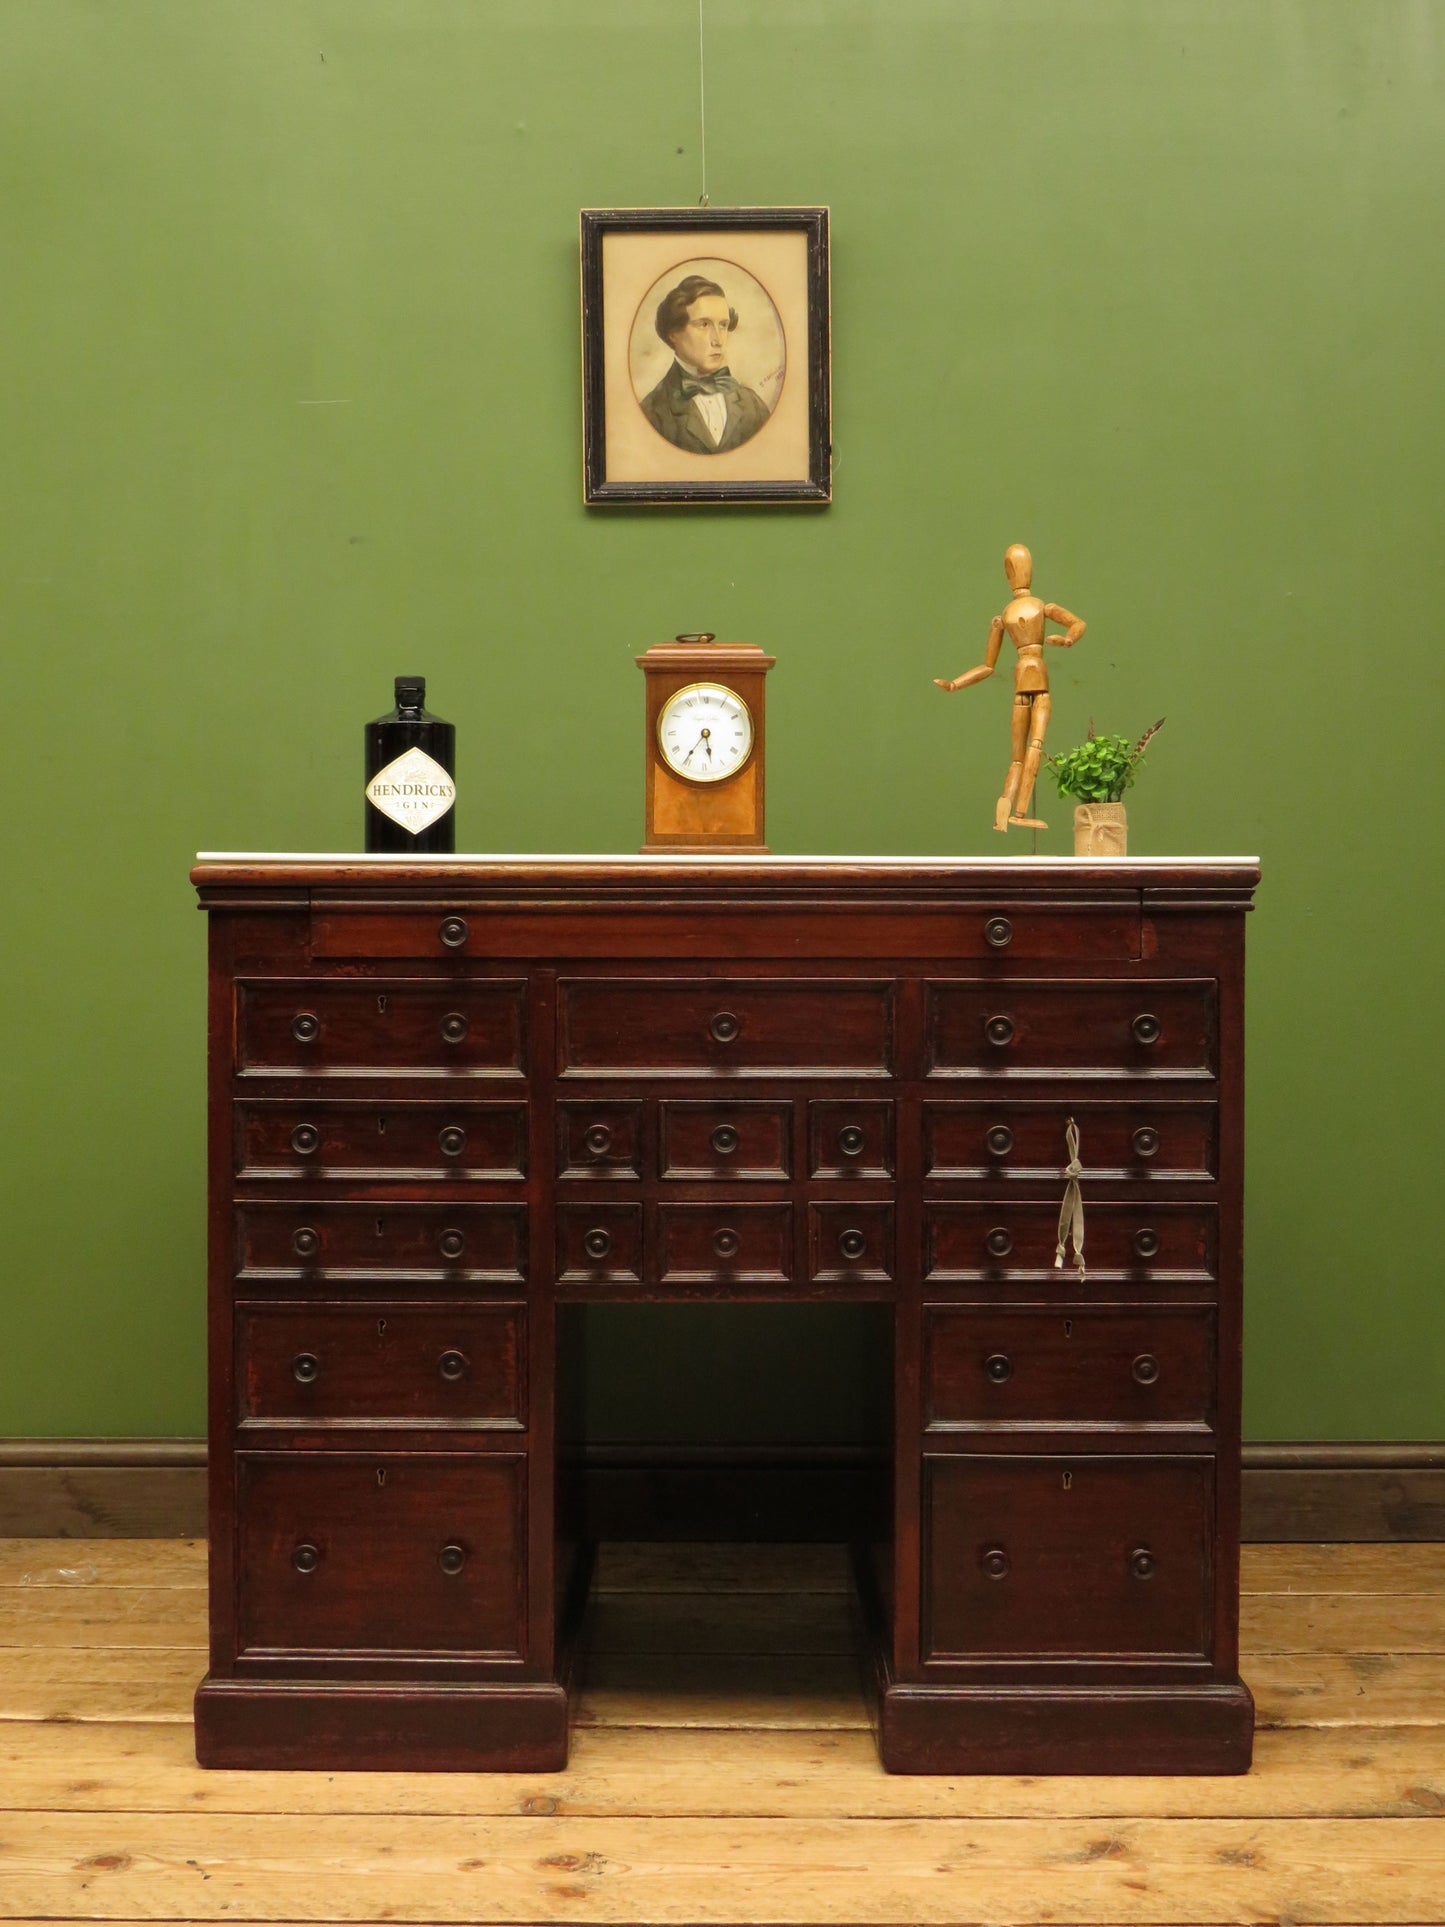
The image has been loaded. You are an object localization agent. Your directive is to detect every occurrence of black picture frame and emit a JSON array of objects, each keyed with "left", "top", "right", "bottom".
[{"left": 580, "top": 206, "right": 830, "bottom": 506}]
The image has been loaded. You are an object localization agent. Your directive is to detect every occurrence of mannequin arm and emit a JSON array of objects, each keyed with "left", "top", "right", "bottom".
[
  {"left": 1043, "top": 602, "right": 1086, "bottom": 647},
  {"left": 935, "top": 615, "right": 1004, "bottom": 691}
]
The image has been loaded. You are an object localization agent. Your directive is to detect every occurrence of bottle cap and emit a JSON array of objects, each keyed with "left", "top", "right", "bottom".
[{"left": 394, "top": 676, "right": 426, "bottom": 708}]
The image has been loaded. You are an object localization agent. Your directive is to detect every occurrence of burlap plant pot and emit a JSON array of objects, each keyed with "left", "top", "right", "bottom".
[{"left": 1073, "top": 801, "right": 1127, "bottom": 856}]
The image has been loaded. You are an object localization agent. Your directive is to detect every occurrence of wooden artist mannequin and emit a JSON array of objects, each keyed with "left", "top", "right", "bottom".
[{"left": 935, "top": 544, "right": 1086, "bottom": 832}]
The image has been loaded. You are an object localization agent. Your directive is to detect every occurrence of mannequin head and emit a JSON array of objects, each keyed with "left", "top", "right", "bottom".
[{"left": 1004, "top": 544, "right": 1033, "bottom": 593}]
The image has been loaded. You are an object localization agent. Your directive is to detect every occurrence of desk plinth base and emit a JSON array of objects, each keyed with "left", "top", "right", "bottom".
[
  {"left": 871, "top": 1664, "right": 1256, "bottom": 1775},
  {"left": 193, "top": 1677, "right": 570, "bottom": 1773}
]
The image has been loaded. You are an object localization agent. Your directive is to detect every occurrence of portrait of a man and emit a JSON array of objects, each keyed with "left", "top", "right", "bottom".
[
  {"left": 640, "top": 273, "right": 773, "bottom": 455},
  {"left": 581, "top": 207, "right": 829, "bottom": 504}
]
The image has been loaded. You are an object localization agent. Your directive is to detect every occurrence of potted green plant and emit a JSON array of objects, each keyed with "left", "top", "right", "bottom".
[{"left": 1047, "top": 718, "right": 1165, "bottom": 856}]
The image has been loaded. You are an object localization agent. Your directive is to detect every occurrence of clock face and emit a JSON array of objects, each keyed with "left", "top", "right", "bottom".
[{"left": 656, "top": 681, "right": 755, "bottom": 785}]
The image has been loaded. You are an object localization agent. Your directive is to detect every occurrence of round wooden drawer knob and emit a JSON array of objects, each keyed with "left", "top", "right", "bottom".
[
  {"left": 1132, "top": 1353, "right": 1160, "bottom": 1385},
  {"left": 438, "top": 1228, "right": 466, "bottom": 1261},
  {"left": 713, "top": 1227, "right": 741, "bottom": 1259},
  {"left": 985, "top": 1014, "right": 1015, "bottom": 1047},
  {"left": 1129, "top": 1546, "right": 1158, "bottom": 1581},
  {"left": 837, "top": 1124, "right": 866, "bottom": 1158},
  {"left": 292, "top": 1226, "right": 321, "bottom": 1259},
  {"left": 438, "top": 1542, "right": 467, "bottom": 1576},
  {"left": 709, "top": 1011, "right": 741, "bottom": 1044},
  {"left": 438, "top": 1350, "right": 468, "bottom": 1382},
  {"left": 985, "top": 1226, "right": 1013, "bottom": 1259},
  {"left": 289, "top": 1123, "right": 320, "bottom": 1156},
  {"left": 710, "top": 1124, "right": 740, "bottom": 1157},
  {"left": 440, "top": 1012, "right": 469, "bottom": 1045},
  {"left": 981, "top": 1546, "right": 1010, "bottom": 1580},
  {"left": 838, "top": 1228, "right": 867, "bottom": 1262},
  {"left": 1132, "top": 1013, "right": 1162, "bottom": 1046},
  {"left": 1133, "top": 1228, "right": 1160, "bottom": 1260},
  {"left": 583, "top": 1228, "right": 613, "bottom": 1261},
  {"left": 291, "top": 1012, "right": 320, "bottom": 1044},
  {"left": 1131, "top": 1126, "right": 1160, "bottom": 1159},
  {"left": 984, "top": 1353, "right": 1013, "bottom": 1384},
  {"left": 984, "top": 916, "right": 1013, "bottom": 949},
  {"left": 292, "top": 1543, "right": 321, "bottom": 1574},
  {"left": 584, "top": 1123, "right": 613, "bottom": 1156},
  {"left": 438, "top": 1125, "right": 468, "bottom": 1159},
  {"left": 291, "top": 1352, "right": 320, "bottom": 1384},
  {"left": 985, "top": 1125, "right": 1014, "bottom": 1157},
  {"left": 438, "top": 916, "right": 469, "bottom": 949}
]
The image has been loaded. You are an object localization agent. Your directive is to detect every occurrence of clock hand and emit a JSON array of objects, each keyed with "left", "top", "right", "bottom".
[{"left": 680, "top": 733, "right": 705, "bottom": 767}]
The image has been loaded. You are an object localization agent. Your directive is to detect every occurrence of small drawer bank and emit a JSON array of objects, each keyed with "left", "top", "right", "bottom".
[{"left": 193, "top": 853, "right": 1259, "bottom": 1775}]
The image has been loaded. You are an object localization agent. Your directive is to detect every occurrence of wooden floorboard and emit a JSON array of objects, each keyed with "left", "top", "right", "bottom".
[{"left": 0, "top": 1540, "right": 1440, "bottom": 1926}]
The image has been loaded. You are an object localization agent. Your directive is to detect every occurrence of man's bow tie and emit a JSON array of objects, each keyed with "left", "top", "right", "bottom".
[{"left": 679, "top": 367, "right": 739, "bottom": 399}]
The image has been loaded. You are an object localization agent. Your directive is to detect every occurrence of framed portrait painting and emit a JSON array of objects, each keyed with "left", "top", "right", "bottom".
[{"left": 580, "top": 206, "right": 830, "bottom": 506}]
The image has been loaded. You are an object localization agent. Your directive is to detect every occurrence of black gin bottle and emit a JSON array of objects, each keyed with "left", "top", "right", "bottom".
[{"left": 364, "top": 677, "right": 457, "bottom": 853}]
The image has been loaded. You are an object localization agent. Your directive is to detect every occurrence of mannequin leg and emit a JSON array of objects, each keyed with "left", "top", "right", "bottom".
[
  {"left": 1012, "top": 692, "right": 1051, "bottom": 827},
  {"left": 995, "top": 697, "right": 1032, "bottom": 833}
]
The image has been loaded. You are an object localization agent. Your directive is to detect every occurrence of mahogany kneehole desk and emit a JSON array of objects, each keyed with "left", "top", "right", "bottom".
[{"left": 192, "top": 855, "right": 1259, "bottom": 1775}]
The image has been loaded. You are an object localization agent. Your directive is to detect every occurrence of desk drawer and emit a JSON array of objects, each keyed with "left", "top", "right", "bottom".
[
  {"left": 809, "top": 1201, "right": 894, "bottom": 1283},
  {"left": 237, "top": 1202, "right": 526, "bottom": 1281},
  {"left": 923, "top": 1305, "right": 1215, "bottom": 1429},
  {"left": 557, "top": 1204, "right": 644, "bottom": 1284},
  {"left": 925, "top": 980, "right": 1216, "bottom": 1080},
  {"left": 924, "top": 1100, "right": 1217, "bottom": 1183},
  {"left": 558, "top": 978, "right": 894, "bottom": 1078},
  {"left": 923, "top": 1453, "right": 1213, "bottom": 1661},
  {"left": 237, "top": 1303, "right": 525, "bottom": 1426},
  {"left": 237, "top": 980, "right": 526, "bottom": 1078},
  {"left": 660, "top": 1100, "right": 792, "bottom": 1180},
  {"left": 809, "top": 1100, "right": 895, "bottom": 1178},
  {"left": 234, "top": 1100, "right": 527, "bottom": 1181},
  {"left": 657, "top": 1202, "right": 793, "bottom": 1285},
  {"left": 236, "top": 1452, "right": 525, "bottom": 1658},
  {"left": 924, "top": 1202, "right": 1216, "bottom": 1283}
]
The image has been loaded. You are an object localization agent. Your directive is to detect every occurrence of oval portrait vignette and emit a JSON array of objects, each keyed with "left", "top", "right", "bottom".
[{"left": 629, "top": 255, "right": 787, "bottom": 456}]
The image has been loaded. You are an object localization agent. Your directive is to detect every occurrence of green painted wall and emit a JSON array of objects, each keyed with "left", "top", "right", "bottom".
[{"left": 2, "top": 1, "right": 1441, "bottom": 1443}]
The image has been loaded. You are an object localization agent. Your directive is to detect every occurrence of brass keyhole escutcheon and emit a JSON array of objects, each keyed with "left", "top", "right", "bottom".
[
  {"left": 1063, "top": 1319, "right": 1073, "bottom": 1338},
  {"left": 377, "top": 1318, "right": 387, "bottom": 1336},
  {"left": 376, "top": 994, "right": 388, "bottom": 1015},
  {"left": 1062, "top": 1470, "right": 1073, "bottom": 1492},
  {"left": 377, "top": 1116, "right": 386, "bottom": 1135},
  {"left": 376, "top": 1468, "right": 387, "bottom": 1487}
]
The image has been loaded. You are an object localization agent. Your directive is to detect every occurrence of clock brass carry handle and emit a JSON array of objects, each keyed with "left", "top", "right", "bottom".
[
  {"left": 438, "top": 916, "right": 469, "bottom": 950},
  {"left": 709, "top": 1011, "right": 741, "bottom": 1045},
  {"left": 675, "top": 632, "right": 716, "bottom": 644}
]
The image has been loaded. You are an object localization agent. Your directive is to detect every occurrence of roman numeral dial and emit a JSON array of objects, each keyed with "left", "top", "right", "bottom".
[{"left": 656, "top": 682, "right": 755, "bottom": 785}]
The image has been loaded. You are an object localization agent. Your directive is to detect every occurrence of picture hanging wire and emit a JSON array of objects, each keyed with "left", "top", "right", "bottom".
[{"left": 697, "top": 0, "right": 710, "bottom": 206}]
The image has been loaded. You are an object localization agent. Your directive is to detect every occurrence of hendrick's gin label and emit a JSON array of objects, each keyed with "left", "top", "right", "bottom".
[{"left": 364, "top": 677, "right": 456, "bottom": 853}]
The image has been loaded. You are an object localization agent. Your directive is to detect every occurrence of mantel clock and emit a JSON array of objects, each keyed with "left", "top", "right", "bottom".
[{"left": 636, "top": 633, "right": 775, "bottom": 852}]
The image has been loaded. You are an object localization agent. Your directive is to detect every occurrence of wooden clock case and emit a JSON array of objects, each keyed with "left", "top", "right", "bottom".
[{"left": 636, "top": 636, "right": 775, "bottom": 852}]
